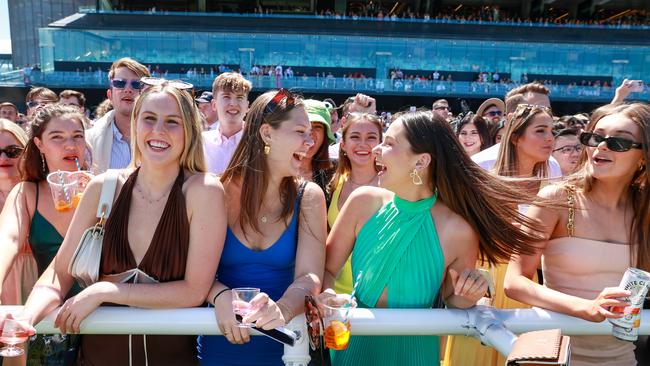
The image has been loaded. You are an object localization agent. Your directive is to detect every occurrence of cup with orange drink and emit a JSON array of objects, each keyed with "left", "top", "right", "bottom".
[
  {"left": 321, "top": 295, "right": 356, "bottom": 350},
  {"left": 69, "top": 171, "right": 95, "bottom": 208},
  {"left": 46, "top": 171, "right": 78, "bottom": 212}
]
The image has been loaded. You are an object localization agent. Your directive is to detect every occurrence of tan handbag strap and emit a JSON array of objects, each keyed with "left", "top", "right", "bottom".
[
  {"left": 96, "top": 169, "right": 119, "bottom": 220},
  {"left": 566, "top": 185, "right": 576, "bottom": 237}
]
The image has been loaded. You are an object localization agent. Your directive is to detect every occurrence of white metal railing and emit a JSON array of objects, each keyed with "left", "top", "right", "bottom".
[{"left": 2, "top": 306, "right": 649, "bottom": 365}]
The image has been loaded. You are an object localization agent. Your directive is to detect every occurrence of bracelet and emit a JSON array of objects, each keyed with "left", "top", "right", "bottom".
[
  {"left": 211, "top": 288, "right": 230, "bottom": 306},
  {"left": 276, "top": 301, "right": 295, "bottom": 322}
]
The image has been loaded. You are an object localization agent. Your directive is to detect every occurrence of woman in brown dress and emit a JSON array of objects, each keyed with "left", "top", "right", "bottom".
[{"left": 7, "top": 82, "right": 227, "bottom": 365}]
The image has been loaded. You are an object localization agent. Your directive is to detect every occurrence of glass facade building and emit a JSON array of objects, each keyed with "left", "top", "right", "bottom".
[{"left": 39, "top": 27, "right": 650, "bottom": 83}]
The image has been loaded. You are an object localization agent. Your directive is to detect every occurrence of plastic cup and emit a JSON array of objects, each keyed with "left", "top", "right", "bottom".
[
  {"left": 69, "top": 171, "right": 95, "bottom": 208},
  {"left": 321, "top": 295, "right": 356, "bottom": 350},
  {"left": 46, "top": 171, "right": 78, "bottom": 212}
]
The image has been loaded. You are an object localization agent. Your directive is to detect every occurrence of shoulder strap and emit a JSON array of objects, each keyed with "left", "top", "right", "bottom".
[
  {"left": 566, "top": 185, "right": 576, "bottom": 237},
  {"left": 294, "top": 181, "right": 308, "bottom": 243},
  {"left": 34, "top": 182, "right": 40, "bottom": 210},
  {"left": 96, "top": 169, "right": 120, "bottom": 219}
]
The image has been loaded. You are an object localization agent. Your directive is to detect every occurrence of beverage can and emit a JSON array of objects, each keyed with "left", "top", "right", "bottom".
[
  {"left": 609, "top": 268, "right": 650, "bottom": 329},
  {"left": 612, "top": 315, "right": 639, "bottom": 342}
]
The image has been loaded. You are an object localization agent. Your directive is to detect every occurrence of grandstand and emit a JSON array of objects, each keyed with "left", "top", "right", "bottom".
[{"left": 1, "top": 0, "right": 649, "bottom": 113}]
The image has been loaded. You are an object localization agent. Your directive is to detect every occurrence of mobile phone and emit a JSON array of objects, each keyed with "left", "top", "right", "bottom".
[
  {"left": 630, "top": 80, "right": 644, "bottom": 93},
  {"left": 409, "top": 106, "right": 417, "bottom": 113},
  {"left": 235, "top": 315, "right": 298, "bottom": 346}
]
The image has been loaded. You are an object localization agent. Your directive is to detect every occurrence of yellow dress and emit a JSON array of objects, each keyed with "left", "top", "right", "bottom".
[
  {"left": 442, "top": 262, "right": 538, "bottom": 366},
  {"left": 327, "top": 176, "right": 353, "bottom": 294}
]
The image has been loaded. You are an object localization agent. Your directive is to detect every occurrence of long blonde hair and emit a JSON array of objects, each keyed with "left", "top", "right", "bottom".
[
  {"left": 130, "top": 85, "right": 206, "bottom": 173},
  {"left": 494, "top": 104, "right": 552, "bottom": 178},
  {"left": 568, "top": 103, "right": 650, "bottom": 270}
]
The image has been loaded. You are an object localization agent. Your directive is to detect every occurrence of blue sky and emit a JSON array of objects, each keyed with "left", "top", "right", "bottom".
[{"left": 1, "top": 0, "right": 11, "bottom": 54}]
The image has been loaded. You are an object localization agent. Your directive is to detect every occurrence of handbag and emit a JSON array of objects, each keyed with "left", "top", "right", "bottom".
[
  {"left": 506, "top": 329, "right": 571, "bottom": 366},
  {"left": 68, "top": 169, "right": 120, "bottom": 288}
]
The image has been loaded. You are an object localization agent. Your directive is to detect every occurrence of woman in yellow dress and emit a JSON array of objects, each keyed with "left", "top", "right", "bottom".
[
  {"left": 327, "top": 112, "right": 383, "bottom": 294},
  {"left": 443, "top": 104, "right": 556, "bottom": 366}
]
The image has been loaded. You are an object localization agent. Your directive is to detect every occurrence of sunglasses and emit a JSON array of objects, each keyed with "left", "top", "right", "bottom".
[
  {"left": 305, "top": 295, "right": 327, "bottom": 358},
  {"left": 26, "top": 100, "right": 54, "bottom": 109},
  {"left": 484, "top": 110, "right": 502, "bottom": 117},
  {"left": 553, "top": 144, "right": 583, "bottom": 154},
  {"left": 513, "top": 104, "right": 553, "bottom": 120},
  {"left": 0, "top": 145, "right": 24, "bottom": 158},
  {"left": 265, "top": 89, "right": 295, "bottom": 115},
  {"left": 140, "top": 77, "right": 194, "bottom": 91},
  {"left": 434, "top": 106, "right": 449, "bottom": 111},
  {"left": 580, "top": 132, "right": 643, "bottom": 152},
  {"left": 110, "top": 78, "right": 142, "bottom": 90}
]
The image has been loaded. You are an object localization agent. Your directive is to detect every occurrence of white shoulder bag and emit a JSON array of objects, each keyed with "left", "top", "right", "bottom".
[{"left": 68, "top": 169, "right": 119, "bottom": 288}]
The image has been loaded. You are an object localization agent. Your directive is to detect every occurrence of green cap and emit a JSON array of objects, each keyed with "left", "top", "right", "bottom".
[{"left": 303, "top": 99, "right": 336, "bottom": 145}]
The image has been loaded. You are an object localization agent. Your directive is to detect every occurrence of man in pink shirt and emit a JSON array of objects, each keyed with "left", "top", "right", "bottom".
[{"left": 202, "top": 72, "right": 251, "bottom": 174}]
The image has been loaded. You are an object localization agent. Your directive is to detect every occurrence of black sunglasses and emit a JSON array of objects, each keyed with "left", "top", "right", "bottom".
[
  {"left": 580, "top": 132, "right": 643, "bottom": 152},
  {"left": 265, "top": 89, "right": 295, "bottom": 115},
  {"left": 0, "top": 145, "right": 23, "bottom": 158},
  {"left": 485, "top": 110, "right": 503, "bottom": 117},
  {"left": 110, "top": 78, "right": 142, "bottom": 90}
]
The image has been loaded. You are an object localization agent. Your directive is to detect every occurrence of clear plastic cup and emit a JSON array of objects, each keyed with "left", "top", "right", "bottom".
[
  {"left": 69, "top": 171, "right": 95, "bottom": 208},
  {"left": 321, "top": 295, "right": 356, "bottom": 350},
  {"left": 46, "top": 171, "right": 78, "bottom": 212}
]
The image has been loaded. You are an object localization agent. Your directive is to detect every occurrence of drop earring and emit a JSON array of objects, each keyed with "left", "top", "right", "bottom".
[{"left": 410, "top": 168, "right": 423, "bottom": 185}]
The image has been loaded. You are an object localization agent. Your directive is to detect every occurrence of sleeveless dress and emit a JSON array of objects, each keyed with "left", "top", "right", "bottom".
[
  {"left": 197, "top": 196, "right": 300, "bottom": 366},
  {"left": 543, "top": 237, "right": 636, "bottom": 366},
  {"left": 332, "top": 194, "right": 445, "bottom": 366},
  {"left": 327, "top": 175, "right": 352, "bottom": 294},
  {"left": 23, "top": 184, "right": 80, "bottom": 366},
  {"left": 78, "top": 168, "right": 198, "bottom": 366}
]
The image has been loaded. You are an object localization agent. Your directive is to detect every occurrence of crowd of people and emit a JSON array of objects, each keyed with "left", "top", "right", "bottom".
[{"left": 0, "top": 57, "right": 648, "bottom": 366}]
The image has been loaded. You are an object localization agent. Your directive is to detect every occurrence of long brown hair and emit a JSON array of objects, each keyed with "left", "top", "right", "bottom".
[
  {"left": 221, "top": 90, "right": 304, "bottom": 237},
  {"left": 494, "top": 104, "right": 552, "bottom": 178},
  {"left": 569, "top": 103, "right": 650, "bottom": 270},
  {"left": 401, "top": 111, "right": 543, "bottom": 264},
  {"left": 19, "top": 104, "right": 86, "bottom": 183},
  {"left": 327, "top": 113, "right": 383, "bottom": 194}
]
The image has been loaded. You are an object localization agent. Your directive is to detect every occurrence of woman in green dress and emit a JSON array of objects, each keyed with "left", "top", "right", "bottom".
[{"left": 323, "top": 111, "right": 544, "bottom": 366}]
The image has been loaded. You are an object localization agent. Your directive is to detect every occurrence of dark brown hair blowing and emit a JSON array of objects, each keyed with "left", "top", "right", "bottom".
[
  {"left": 19, "top": 104, "right": 86, "bottom": 182},
  {"left": 400, "top": 111, "right": 543, "bottom": 264},
  {"left": 327, "top": 113, "right": 383, "bottom": 193},
  {"left": 569, "top": 103, "right": 650, "bottom": 270},
  {"left": 453, "top": 113, "right": 492, "bottom": 152},
  {"left": 221, "top": 90, "right": 304, "bottom": 237}
]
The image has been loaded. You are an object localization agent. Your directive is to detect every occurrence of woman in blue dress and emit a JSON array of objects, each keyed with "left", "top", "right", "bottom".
[{"left": 198, "top": 89, "right": 328, "bottom": 365}]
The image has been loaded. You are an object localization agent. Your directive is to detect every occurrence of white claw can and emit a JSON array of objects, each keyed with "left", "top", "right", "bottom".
[
  {"left": 612, "top": 315, "right": 640, "bottom": 342},
  {"left": 608, "top": 268, "right": 650, "bottom": 329}
]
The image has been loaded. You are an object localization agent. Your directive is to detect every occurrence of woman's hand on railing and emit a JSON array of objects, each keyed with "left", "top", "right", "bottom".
[
  {"left": 213, "top": 290, "right": 250, "bottom": 344},
  {"left": 578, "top": 287, "right": 630, "bottom": 323},
  {"left": 54, "top": 282, "right": 109, "bottom": 334},
  {"left": 447, "top": 268, "right": 489, "bottom": 308}
]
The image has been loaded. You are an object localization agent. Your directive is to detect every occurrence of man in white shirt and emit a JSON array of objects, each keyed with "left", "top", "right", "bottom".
[
  {"left": 86, "top": 57, "right": 150, "bottom": 172},
  {"left": 202, "top": 72, "right": 251, "bottom": 175}
]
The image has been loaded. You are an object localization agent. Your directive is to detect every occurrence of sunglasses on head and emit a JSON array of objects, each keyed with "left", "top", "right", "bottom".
[
  {"left": 265, "top": 89, "right": 295, "bottom": 115},
  {"left": 513, "top": 104, "right": 553, "bottom": 120},
  {"left": 140, "top": 77, "right": 194, "bottom": 91},
  {"left": 110, "top": 78, "right": 142, "bottom": 90},
  {"left": 0, "top": 145, "right": 23, "bottom": 158},
  {"left": 580, "top": 132, "right": 643, "bottom": 152}
]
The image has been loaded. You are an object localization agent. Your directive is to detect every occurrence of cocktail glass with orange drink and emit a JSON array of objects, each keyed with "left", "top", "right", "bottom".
[
  {"left": 321, "top": 295, "right": 356, "bottom": 350},
  {"left": 46, "top": 171, "right": 78, "bottom": 212}
]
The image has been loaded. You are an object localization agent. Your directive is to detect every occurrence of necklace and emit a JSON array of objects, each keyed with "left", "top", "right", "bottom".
[
  {"left": 348, "top": 175, "right": 377, "bottom": 188},
  {"left": 134, "top": 181, "right": 170, "bottom": 205}
]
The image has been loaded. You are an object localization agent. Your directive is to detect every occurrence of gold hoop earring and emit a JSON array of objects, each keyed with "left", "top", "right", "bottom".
[
  {"left": 410, "top": 169, "right": 423, "bottom": 185},
  {"left": 264, "top": 144, "right": 271, "bottom": 155}
]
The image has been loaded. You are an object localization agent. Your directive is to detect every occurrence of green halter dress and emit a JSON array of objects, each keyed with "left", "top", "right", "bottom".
[{"left": 332, "top": 193, "right": 445, "bottom": 366}]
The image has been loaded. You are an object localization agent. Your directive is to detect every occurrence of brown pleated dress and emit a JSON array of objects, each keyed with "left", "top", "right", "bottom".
[{"left": 77, "top": 168, "right": 198, "bottom": 366}]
